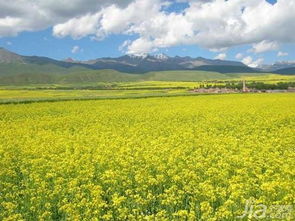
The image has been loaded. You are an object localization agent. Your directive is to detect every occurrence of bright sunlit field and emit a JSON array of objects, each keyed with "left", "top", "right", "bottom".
[
  {"left": 0, "top": 93, "right": 294, "bottom": 220},
  {"left": 0, "top": 88, "right": 190, "bottom": 104},
  {"left": 1, "top": 75, "right": 294, "bottom": 104}
]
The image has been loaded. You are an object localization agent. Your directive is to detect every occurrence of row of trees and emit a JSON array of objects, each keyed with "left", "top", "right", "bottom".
[{"left": 199, "top": 81, "right": 295, "bottom": 90}]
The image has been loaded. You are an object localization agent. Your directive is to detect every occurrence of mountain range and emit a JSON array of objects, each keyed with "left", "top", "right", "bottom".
[
  {"left": 0, "top": 47, "right": 256, "bottom": 73},
  {"left": 62, "top": 53, "right": 258, "bottom": 73},
  {"left": 0, "top": 47, "right": 294, "bottom": 85},
  {"left": 1, "top": 47, "right": 295, "bottom": 74}
]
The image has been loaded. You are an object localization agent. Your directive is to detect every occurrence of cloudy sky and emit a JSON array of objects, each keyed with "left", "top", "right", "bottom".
[{"left": 0, "top": 0, "right": 294, "bottom": 66}]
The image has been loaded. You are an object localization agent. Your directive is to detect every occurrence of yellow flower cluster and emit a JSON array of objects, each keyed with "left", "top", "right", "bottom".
[{"left": 0, "top": 94, "right": 294, "bottom": 220}]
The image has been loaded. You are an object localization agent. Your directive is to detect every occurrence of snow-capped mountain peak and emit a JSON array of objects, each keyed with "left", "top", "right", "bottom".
[
  {"left": 127, "top": 53, "right": 148, "bottom": 59},
  {"left": 153, "top": 53, "right": 169, "bottom": 60}
]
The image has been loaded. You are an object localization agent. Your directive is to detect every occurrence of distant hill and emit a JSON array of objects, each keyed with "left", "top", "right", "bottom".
[
  {"left": 0, "top": 48, "right": 94, "bottom": 75},
  {"left": 0, "top": 48, "right": 294, "bottom": 85},
  {"left": 0, "top": 70, "right": 140, "bottom": 85},
  {"left": 0, "top": 69, "right": 234, "bottom": 85},
  {"left": 0, "top": 47, "right": 24, "bottom": 63},
  {"left": 273, "top": 67, "right": 295, "bottom": 75},
  {"left": 141, "top": 70, "right": 231, "bottom": 81},
  {"left": 0, "top": 48, "right": 258, "bottom": 74},
  {"left": 0, "top": 63, "right": 90, "bottom": 76},
  {"left": 261, "top": 61, "right": 295, "bottom": 71},
  {"left": 259, "top": 61, "right": 295, "bottom": 74},
  {"left": 74, "top": 54, "right": 257, "bottom": 73},
  {"left": 191, "top": 65, "right": 257, "bottom": 73}
]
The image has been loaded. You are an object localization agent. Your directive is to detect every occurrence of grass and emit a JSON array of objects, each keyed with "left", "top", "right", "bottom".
[
  {"left": 0, "top": 88, "right": 194, "bottom": 104},
  {"left": 1, "top": 67, "right": 295, "bottom": 86},
  {"left": 0, "top": 70, "right": 294, "bottom": 104},
  {"left": 1, "top": 75, "right": 295, "bottom": 104},
  {"left": 141, "top": 70, "right": 231, "bottom": 81}
]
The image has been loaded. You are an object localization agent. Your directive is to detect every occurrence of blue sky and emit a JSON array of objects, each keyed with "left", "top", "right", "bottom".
[{"left": 0, "top": 0, "right": 294, "bottom": 65}]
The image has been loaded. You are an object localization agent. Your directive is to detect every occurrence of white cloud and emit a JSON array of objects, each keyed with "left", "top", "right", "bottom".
[
  {"left": 277, "top": 51, "right": 288, "bottom": 57},
  {"left": 53, "top": 0, "right": 162, "bottom": 48},
  {"left": 214, "top": 53, "right": 227, "bottom": 60},
  {"left": 126, "top": 38, "right": 157, "bottom": 55},
  {"left": 0, "top": 0, "right": 134, "bottom": 37},
  {"left": 119, "top": 40, "right": 132, "bottom": 52},
  {"left": 71, "top": 45, "right": 81, "bottom": 54},
  {"left": 252, "top": 58, "right": 264, "bottom": 68},
  {"left": 1, "top": 0, "right": 295, "bottom": 55},
  {"left": 250, "top": 40, "right": 279, "bottom": 53},
  {"left": 235, "top": 53, "right": 243, "bottom": 59},
  {"left": 242, "top": 56, "right": 253, "bottom": 66},
  {"left": 53, "top": 12, "right": 103, "bottom": 39},
  {"left": 242, "top": 56, "right": 264, "bottom": 68},
  {"left": 210, "top": 47, "right": 228, "bottom": 52}
]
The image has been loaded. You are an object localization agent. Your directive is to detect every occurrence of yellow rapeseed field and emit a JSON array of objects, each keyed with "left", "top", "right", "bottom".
[{"left": 0, "top": 94, "right": 294, "bottom": 220}]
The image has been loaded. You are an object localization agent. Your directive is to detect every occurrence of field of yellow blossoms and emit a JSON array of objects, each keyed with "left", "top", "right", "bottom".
[{"left": 0, "top": 93, "right": 294, "bottom": 220}]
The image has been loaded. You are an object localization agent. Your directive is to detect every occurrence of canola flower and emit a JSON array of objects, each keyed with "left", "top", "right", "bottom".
[{"left": 0, "top": 93, "right": 294, "bottom": 220}]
